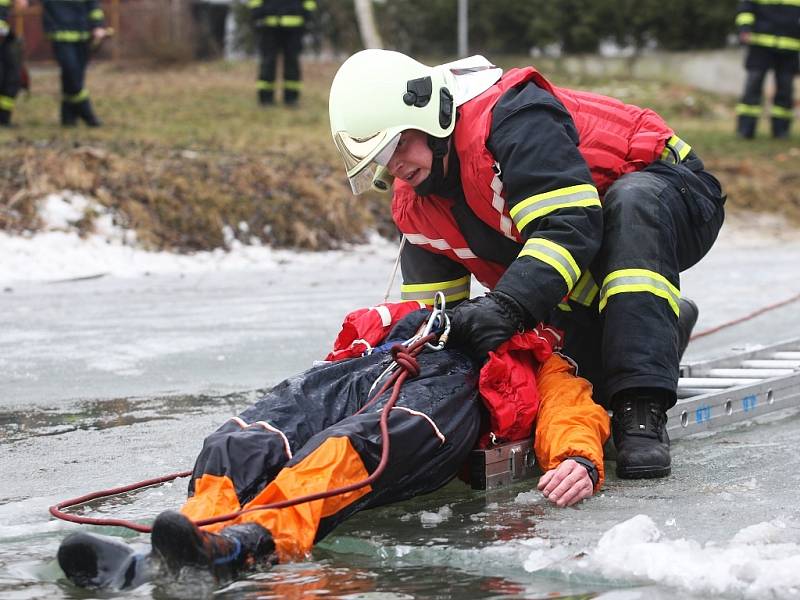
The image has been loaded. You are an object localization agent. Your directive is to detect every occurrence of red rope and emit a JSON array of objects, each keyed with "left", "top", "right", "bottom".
[
  {"left": 690, "top": 290, "right": 800, "bottom": 341},
  {"left": 49, "top": 336, "right": 434, "bottom": 533}
]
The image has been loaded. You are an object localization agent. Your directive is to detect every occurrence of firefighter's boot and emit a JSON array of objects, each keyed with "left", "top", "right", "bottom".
[
  {"left": 57, "top": 531, "right": 155, "bottom": 590},
  {"left": 612, "top": 389, "right": 672, "bottom": 479},
  {"left": 151, "top": 510, "right": 277, "bottom": 581},
  {"left": 61, "top": 101, "right": 78, "bottom": 127},
  {"left": 736, "top": 114, "right": 757, "bottom": 139},
  {"left": 76, "top": 99, "right": 102, "bottom": 127},
  {"left": 0, "top": 108, "right": 12, "bottom": 127},
  {"left": 772, "top": 116, "right": 791, "bottom": 139}
]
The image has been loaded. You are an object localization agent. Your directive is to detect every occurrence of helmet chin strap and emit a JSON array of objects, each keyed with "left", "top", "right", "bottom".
[{"left": 413, "top": 135, "right": 450, "bottom": 196}]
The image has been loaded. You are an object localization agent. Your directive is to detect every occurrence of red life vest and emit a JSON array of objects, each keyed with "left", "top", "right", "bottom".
[
  {"left": 326, "top": 301, "right": 564, "bottom": 447},
  {"left": 392, "top": 66, "right": 674, "bottom": 289}
]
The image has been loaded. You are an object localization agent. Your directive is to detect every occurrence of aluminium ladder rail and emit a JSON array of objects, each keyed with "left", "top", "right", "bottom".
[{"left": 671, "top": 337, "right": 800, "bottom": 440}]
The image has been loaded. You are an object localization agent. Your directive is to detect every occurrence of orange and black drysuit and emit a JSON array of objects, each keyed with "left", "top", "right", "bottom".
[
  {"left": 0, "top": 0, "right": 22, "bottom": 126},
  {"left": 180, "top": 306, "right": 609, "bottom": 562},
  {"left": 247, "top": 0, "right": 316, "bottom": 105},
  {"left": 41, "top": 0, "right": 104, "bottom": 125},
  {"left": 394, "top": 66, "right": 726, "bottom": 407},
  {"left": 735, "top": 0, "right": 800, "bottom": 138}
]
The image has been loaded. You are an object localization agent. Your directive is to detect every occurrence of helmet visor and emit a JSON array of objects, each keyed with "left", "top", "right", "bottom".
[{"left": 334, "top": 130, "right": 401, "bottom": 194}]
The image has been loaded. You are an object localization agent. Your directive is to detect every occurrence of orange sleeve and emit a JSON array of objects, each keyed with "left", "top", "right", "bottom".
[{"left": 533, "top": 353, "right": 610, "bottom": 491}]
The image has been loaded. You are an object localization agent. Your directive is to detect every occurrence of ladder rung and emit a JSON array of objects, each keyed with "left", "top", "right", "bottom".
[
  {"left": 708, "top": 368, "right": 795, "bottom": 378},
  {"left": 677, "top": 387, "right": 725, "bottom": 398},
  {"left": 740, "top": 359, "right": 800, "bottom": 369},
  {"left": 679, "top": 377, "right": 761, "bottom": 388},
  {"left": 770, "top": 352, "right": 800, "bottom": 360}
]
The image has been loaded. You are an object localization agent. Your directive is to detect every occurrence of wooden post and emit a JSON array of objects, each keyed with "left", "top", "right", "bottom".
[{"left": 111, "top": 0, "right": 120, "bottom": 61}]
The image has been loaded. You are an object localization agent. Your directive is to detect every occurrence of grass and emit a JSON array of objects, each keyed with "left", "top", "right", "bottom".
[{"left": 1, "top": 56, "right": 798, "bottom": 251}]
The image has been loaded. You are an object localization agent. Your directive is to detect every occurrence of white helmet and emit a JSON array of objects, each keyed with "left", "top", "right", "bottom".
[{"left": 329, "top": 49, "right": 457, "bottom": 194}]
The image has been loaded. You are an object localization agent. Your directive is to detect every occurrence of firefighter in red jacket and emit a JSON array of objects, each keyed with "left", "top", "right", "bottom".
[
  {"left": 329, "top": 50, "right": 727, "bottom": 481},
  {"left": 735, "top": 0, "right": 800, "bottom": 138}
]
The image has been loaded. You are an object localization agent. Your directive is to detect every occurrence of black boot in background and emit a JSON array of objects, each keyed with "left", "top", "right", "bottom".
[
  {"left": 611, "top": 388, "right": 673, "bottom": 479},
  {"left": 0, "top": 108, "right": 11, "bottom": 127},
  {"left": 772, "top": 116, "right": 791, "bottom": 139},
  {"left": 61, "top": 101, "right": 78, "bottom": 127},
  {"left": 736, "top": 114, "right": 757, "bottom": 139},
  {"left": 258, "top": 89, "right": 274, "bottom": 106},
  {"left": 75, "top": 99, "right": 102, "bottom": 127},
  {"left": 151, "top": 510, "right": 277, "bottom": 581}
]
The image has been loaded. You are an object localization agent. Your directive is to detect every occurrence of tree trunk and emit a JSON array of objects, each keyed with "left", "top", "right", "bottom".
[{"left": 353, "top": 0, "right": 382, "bottom": 49}]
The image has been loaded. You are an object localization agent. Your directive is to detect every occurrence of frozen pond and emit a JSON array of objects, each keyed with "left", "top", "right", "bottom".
[{"left": 2, "top": 219, "right": 800, "bottom": 599}]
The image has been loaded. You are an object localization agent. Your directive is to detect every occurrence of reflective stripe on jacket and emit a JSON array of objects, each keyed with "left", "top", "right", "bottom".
[
  {"left": 737, "top": 0, "right": 800, "bottom": 52},
  {"left": 42, "top": 0, "right": 104, "bottom": 39}
]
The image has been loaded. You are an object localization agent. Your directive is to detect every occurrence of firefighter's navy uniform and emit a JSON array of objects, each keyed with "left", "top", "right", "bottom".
[
  {"left": 247, "top": 0, "right": 316, "bottom": 105},
  {"left": 393, "top": 67, "right": 726, "bottom": 413},
  {"left": 179, "top": 309, "right": 609, "bottom": 562},
  {"left": 0, "top": 0, "right": 22, "bottom": 126},
  {"left": 42, "top": 0, "right": 104, "bottom": 126},
  {"left": 735, "top": 0, "right": 800, "bottom": 138}
]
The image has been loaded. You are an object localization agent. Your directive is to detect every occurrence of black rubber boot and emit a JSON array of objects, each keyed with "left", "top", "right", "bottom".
[
  {"left": 0, "top": 109, "right": 11, "bottom": 127},
  {"left": 258, "top": 89, "right": 274, "bottom": 106},
  {"left": 736, "top": 115, "right": 757, "bottom": 139},
  {"left": 75, "top": 99, "right": 102, "bottom": 127},
  {"left": 612, "top": 389, "right": 673, "bottom": 479},
  {"left": 57, "top": 531, "right": 155, "bottom": 590},
  {"left": 150, "top": 510, "right": 277, "bottom": 581},
  {"left": 60, "top": 101, "right": 78, "bottom": 127},
  {"left": 677, "top": 297, "right": 699, "bottom": 360},
  {"left": 772, "top": 117, "right": 791, "bottom": 139}
]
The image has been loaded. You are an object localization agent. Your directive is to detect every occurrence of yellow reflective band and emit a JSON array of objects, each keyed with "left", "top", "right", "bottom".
[
  {"left": 599, "top": 269, "right": 680, "bottom": 316},
  {"left": 771, "top": 106, "right": 794, "bottom": 119},
  {"left": 284, "top": 80, "right": 302, "bottom": 91},
  {"left": 89, "top": 9, "right": 104, "bottom": 21},
  {"left": 257, "top": 80, "right": 275, "bottom": 90},
  {"left": 518, "top": 238, "right": 580, "bottom": 291},
  {"left": 736, "top": 103, "right": 762, "bottom": 116},
  {"left": 0, "top": 95, "right": 14, "bottom": 111},
  {"left": 65, "top": 89, "right": 89, "bottom": 103},
  {"left": 0, "top": 0, "right": 9, "bottom": 7},
  {"left": 303, "top": 0, "right": 318, "bottom": 11},
  {"left": 401, "top": 275, "right": 471, "bottom": 305},
  {"left": 569, "top": 270, "right": 599, "bottom": 307},
  {"left": 248, "top": 0, "right": 263, "bottom": 7},
  {"left": 0, "top": 20, "right": 8, "bottom": 33},
  {"left": 748, "top": 33, "right": 800, "bottom": 51},
  {"left": 660, "top": 134, "right": 692, "bottom": 163},
  {"left": 736, "top": 12, "right": 755, "bottom": 26},
  {"left": 557, "top": 302, "right": 572, "bottom": 312},
  {"left": 49, "top": 31, "right": 92, "bottom": 42},
  {"left": 509, "top": 184, "right": 600, "bottom": 232},
  {"left": 261, "top": 14, "right": 304, "bottom": 27}
]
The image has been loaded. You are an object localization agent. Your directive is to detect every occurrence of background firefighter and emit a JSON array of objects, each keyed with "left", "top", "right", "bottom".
[
  {"left": 40, "top": 0, "right": 108, "bottom": 126},
  {"left": 0, "top": 0, "right": 26, "bottom": 127},
  {"left": 734, "top": 0, "right": 800, "bottom": 139},
  {"left": 56, "top": 306, "right": 609, "bottom": 590},
  {"left": 247, "top": 0, "right": 317, "bottom": 106},
  {"left": 328, "top": 50, "right": 727, "bottom": 481}
]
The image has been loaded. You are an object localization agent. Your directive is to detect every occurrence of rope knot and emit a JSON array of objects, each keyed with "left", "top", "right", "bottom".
[{"left": 391, "top": 344, "right": 420, "bottom": 378}]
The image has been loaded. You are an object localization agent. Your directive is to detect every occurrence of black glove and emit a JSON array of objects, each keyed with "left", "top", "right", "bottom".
[{"left": 448, "top": 291, "right": 526, "bottom": 362}]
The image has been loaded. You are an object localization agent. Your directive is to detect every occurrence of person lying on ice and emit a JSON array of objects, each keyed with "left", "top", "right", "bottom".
[{"left": 57, "top": 302, "right": 610, "bottom": 590}]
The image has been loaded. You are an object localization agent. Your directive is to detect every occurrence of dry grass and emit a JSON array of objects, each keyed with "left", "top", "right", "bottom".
[{"left": 1, "top": 57, "right": 799, "bottom": 252}]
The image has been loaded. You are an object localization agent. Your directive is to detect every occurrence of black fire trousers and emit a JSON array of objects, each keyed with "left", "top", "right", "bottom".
[
  {"left": 739, "top": 46, "right": 799, "bottom": 137},
  {"left": 549, "top": 154, "right": 726, "bottom": 407},
  {"left": 52, "top": 41, "right": 90, "bottom": 100},
  {"left": 256, "top": 26, "right": 303, "bottom": 103}
]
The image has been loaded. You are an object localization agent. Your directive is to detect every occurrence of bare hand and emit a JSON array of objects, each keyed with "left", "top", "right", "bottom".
[
  {"left": 15, "top": 0, "right": 29, "bottom": 10},
  {"left": 739, "top": 31, "right": 751, "bottom": 45},
  {"left": 537, "top": 459, "right": 594, "bottom": 507},
  {"left": 92, "top": 27, "right": 107, "bottom": 43}
]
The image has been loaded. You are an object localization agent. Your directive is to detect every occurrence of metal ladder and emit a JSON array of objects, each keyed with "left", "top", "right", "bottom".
[{"left": 671, "top": 337, "right": 800, "bottom": 439}]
